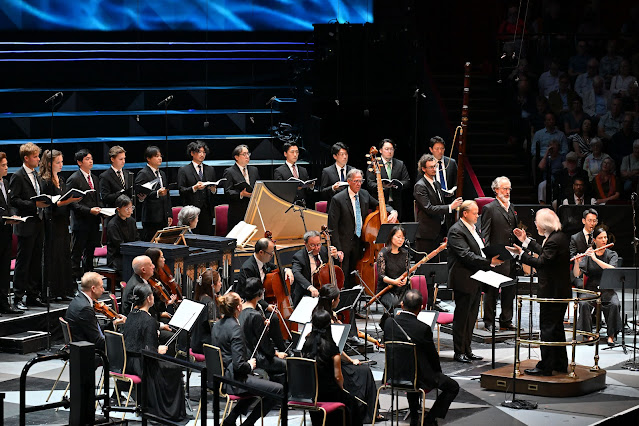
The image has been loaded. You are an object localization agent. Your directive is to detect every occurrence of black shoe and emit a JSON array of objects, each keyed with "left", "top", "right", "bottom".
[
  {"left": 14, "top": 301, "right": 28, "bottom": 311},
  {"left": 0, "top": 304, "right": 24, "bottom": 314},
  {"left": 454, "top": 353, "right": 471, "bottom": 363},
  {"left": 466, "top": 352, "right": 483, "bottom": 361},
  {"left": 500, "top": 324, "right": 518, "bottom": 331},
  {"left": 524, "top": 367, "right": 553, "bottom": 376},
  {"left": 26, "top": 297, "right": 46, "bottom": 307}
]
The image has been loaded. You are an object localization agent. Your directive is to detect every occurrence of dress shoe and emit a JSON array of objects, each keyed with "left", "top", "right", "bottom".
[
  {"left": 481, "top": 325, "right": 494, "bottom": 332},
  {"left": 14, "top": 301, "right": 29, "bottom": 311},
  {"left": 500, "top": 324, "right": 518, "bottom": 331},
  {"left": 524, "top": 367, "right": 553, "bottom": 376},
  {"left": 26, "top": 297, "right": 46, "bottom": 308},
  {"left": 466, "top": 352, "right": 483, "bottom": 361},
  {"left": 454, "top": 353, "right": 471, "bottom": 363},
  {"left": 0, "top": 304, "right": 24, "bottom": 314}
]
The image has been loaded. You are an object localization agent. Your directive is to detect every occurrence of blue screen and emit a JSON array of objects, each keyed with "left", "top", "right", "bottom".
[{"left": 0, "top": 0, "right": 373, "bottom": 31}]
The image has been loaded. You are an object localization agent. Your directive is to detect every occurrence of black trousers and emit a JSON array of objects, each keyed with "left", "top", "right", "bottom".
[
  {"left": 14, "top": 223, "right": 44, "bottom": 300},
  {"left": 0, "top": 227, "right": 12, "bottom": 305},
  {"left": 71, "top": 229, "right": 98, "bottom": 280},
  {"left": 482, "top": 281, "right": 517, "bottom": 328},
  {"left": 341, "top": 238, "right": 362, "bottom": 289},
  {"left": 537, "top": 302, "right": 568, "bottom": 373},
  {"left": 408, "top": 372, "right": 459, "bottom": 421},
  {"left": 193, "top": 205, "right": 214, "bottom": 236},
  {"left": 227, "top": 376, "right": 283, "bottom": 426},
  {"left": 452, "top": 287, "right": 481, "bottom": 356}
]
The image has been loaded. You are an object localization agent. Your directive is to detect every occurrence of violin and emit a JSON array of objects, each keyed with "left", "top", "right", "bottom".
[
  {"left": 262, "top": 231, "right": 296, "bottom": 340},
  {"left": 312, "top": 225, "right": 345, "bottom": 289},
  {"left": 94, "top": 300, "right": 119, "bottom": 320},
  {"left": 157, "top": 264, "right": 183, "bottom": 301},
  {"left": 148, "top": 278, "right": 171, "bottom": 304}
]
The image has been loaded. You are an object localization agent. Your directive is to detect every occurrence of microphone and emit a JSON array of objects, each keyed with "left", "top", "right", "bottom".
[
  {"left": 158, "top": 95, "right": 173, "bottom": 107},
  {"left": 350, "top": 270, "right": 359, "bottom": 275},
  {"left": 266, "top": 96, "right": 277, "bottom": 106},
  {"left": 45, "top": 92, "right": 63, "bottom": 104},
  {"left": 285, "top": 204, "right": 295, "bottom": 214}
]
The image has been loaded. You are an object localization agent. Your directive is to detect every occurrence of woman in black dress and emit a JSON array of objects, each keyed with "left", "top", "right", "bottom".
[
  {"left": 210, "top": 292, "right": 283, "bottom": 426},
  {"left": 122, "top": 283, "right": 186, "bottom": 421},
  {"left": 302, "top": 309, "right": 363, "bottom": 426},
  {"left": 376, "top": 225, "right": 410, "bottom": 313},
  {"left": 574, "top": 227, "right": 621, "bottom": 345},
  {"left": 316, "top": 285, "right": 379, "bottom": 423},
  {"left": 106, "top": 194, "right": 138, "bottom": 273},
  {"left": 39, "top": 150, "right": 81, "bottom": 300},
  {"left": 191, "top": 268, "right": 222, "bottom": 353}
]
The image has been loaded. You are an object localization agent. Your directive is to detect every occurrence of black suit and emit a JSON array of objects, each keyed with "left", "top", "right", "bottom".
[
  {"left": 177, "top": 162, "right": 217, "bottom": 235},
  {"left": 135, "top": 166, "right": 172, "bottom": 241},
  {"left": 66, "top": 170, "right": 102, "bottom": 279},
  {"left": 273, "top": 163, "right": 311, "bottom": 205},
  {"left": 122, "top": 273, "right": 147, "bottom": 316},
  {"left": 291, "top": 246, "right": 330, "bottom": 306},
  {"left": 480, "top": 200, "right": 518, "bottom": 328},
  {"left": 99, "top": 167, "right": 132, "bottom": 208},
  {"left": 328, "top": 188, "right": 391, "bottom": 288},
  {"left": 447, "top": 220, "right": 492, "bottom": 356},
  {"left": 65, "top": 293, "right": 108, "bottom": 350},
  {"left": 0, "top": 177, "right": 15, "bottom": 307},
  {"left": 383, "top": 311, "right": 459, "bottom": 421},
  {"left": 519, "top": 231, "right": 571, "bottom": 373},
  {"left": 320, "top": 164, "right": 352, "bottom": 210},
  {"left": 223, "top": 164, "right": 259, "bottom": 232},
  {"left": 365, "top": 157, "right": 410, "bottom": 220},
  {"left": 9, "top": 166, "right": 45, "bottom": 301},
  {"left": 569, "top": 230, "right": 590, "bottom": 288}
]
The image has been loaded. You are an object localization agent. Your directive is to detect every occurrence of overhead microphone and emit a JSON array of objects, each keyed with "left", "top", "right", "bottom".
[
  {"left": 158, "top": 95, "right": 173, "bottom": 107},
  {"left": 44, "top": 92, "right": 63, "bottom": 104},
  {"left": 266, "top": 96, "right": 277, "bottom": 106}
]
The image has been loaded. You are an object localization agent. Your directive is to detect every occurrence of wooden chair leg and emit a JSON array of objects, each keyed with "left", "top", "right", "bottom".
[
  {"left": 122, "top": 380, "right": 134, "bottom": 420},
  {"left": 437, "top": 324, "right": 441, "bottom": 353},
  {"left": 46, "top": 360, "right": 67, "bottom": 402},
  {"left": 194, "top": 398, "right": 201, "bottom": 424},
  {"left": 372, "top": 385, "right": 385, "bottom": 426}
]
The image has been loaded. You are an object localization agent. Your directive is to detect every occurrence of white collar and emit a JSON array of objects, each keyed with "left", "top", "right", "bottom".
[
  {"left": 253, "top": 253, "right": 264, "bottom": 270},
  {"left": 497, "top": 197, "right": 510, "bottom": 211},
  {"left": 81, "top": 291, "right": 93, "bottom": 306},
  {"left": 286, "top": 160, "right": 296, "bottom": 168},
  {"left": 111, "top": 165, "right": 122, "bottom": 173},
  {"left": 192, "top": 161, "right": 203, "bottom": 170},
  {"left": 79, "top": 169, "right": 92, "bottom": 180},
  {"left": 424, "top": 175, "right": 436, "bottom": 186},
  {"left": 583, "top": 228, "right": 593, "bottom": 239},
  {"left": 22, "top": 164, "right": 36, "bottom": 174},
  {"left": 348, "top": 188, "right": 358, "bottom": 199},
  {"left": 148, "top": 165, "right": 159, "bottom": 174},
  {"left": 235, "top": 162, "right": 247, "bottom": 170},
  {"left": 461, "top": 218, "right": 478, "bottom": 234}
]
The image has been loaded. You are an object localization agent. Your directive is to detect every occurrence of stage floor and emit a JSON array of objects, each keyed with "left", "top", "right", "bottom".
[{"left": 3, "top": 297, "right": 639, "bottom": 425}]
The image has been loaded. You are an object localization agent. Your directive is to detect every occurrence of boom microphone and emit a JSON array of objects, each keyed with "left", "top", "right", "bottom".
[
  {"left": 44, "top": 92, "right": 63, "bottom": 104},
  {"left": 158, "top": 95, "right": 173, "bottom": 107}
]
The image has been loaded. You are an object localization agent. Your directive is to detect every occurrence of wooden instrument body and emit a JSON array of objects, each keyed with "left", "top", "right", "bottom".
[
  {"left": 263, "top": 270, "right": 296, "bottom": 339},
  {"left": 148, "top": 278, "right": 171, "bottom": 304},
  {"left": 94, "top": 300, "right": 118, "bottom": 319},
  {"left": 157, "top": 264, "right": 183, "bottom": 301},
  {"left": 313, "top": 225, "right": 345, "bottom": 289}
]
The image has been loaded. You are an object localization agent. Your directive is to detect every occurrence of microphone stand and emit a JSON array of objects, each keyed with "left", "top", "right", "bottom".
[{"left": 285, "top": 201, "right": 309, "bottom": 234}]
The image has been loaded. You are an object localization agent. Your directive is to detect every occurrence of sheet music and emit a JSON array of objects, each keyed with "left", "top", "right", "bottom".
[
  {"left": 471, "top": 270, "right": 513, "bottom": 289},
  {"left": 417, "top": 311, "right": 438, "bottom": 329},
  {"left": 288, "top": 296, "right": 319, "bottom": 324},
  {"left": 295, "top": 323, "right": 350, "bottom": 353},
  {"left": 168, "top": 299, "right": 205, "bottom": 331}
]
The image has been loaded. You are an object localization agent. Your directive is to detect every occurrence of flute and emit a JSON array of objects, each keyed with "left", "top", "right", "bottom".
[{"left": 570, "top": 243, "right": 614, "bottom": 262}]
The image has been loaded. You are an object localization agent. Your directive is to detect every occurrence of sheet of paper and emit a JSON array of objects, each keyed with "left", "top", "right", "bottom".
[
  {"left": 168, "top": 299, "right": 205, "bottom": 331},
  {"left": 99, "top": 208, "right": 116, "bottom": 217},
  {"left": 295, "top": 323, "right": 350, "bottom": 352},
  {"left": 417, "top": 311, "right": 438, "bottom": 328},
  {"left": 470, "top": 269, "right": 514, "bottom": 288},
  {"left": 288, "top": 296, "right": 318, "bottom": 324}
]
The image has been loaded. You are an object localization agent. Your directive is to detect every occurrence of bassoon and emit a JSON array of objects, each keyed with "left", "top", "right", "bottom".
[{"left": 455, "top": 62, "right": 471, "bottom": 212}]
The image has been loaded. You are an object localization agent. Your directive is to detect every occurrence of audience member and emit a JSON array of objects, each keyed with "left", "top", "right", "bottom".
[
  {"left": 599, "top": 40, "right": 623, "bottom": 88},
  {"left": 538, "top": 59, "right": 560, "bottom": 98},
  {"left": 620, "top": 140, "right": 639, "bottom": 194},
  {"left": 610, "top": 60, "right": 637, "bottom": 97},
  {"left": 531, "top": 112, "right": 569, "bottom": 158},
  {"left": 583, "top": 76, "right": 611, "bottom": 119},
  {"left": 569, "top": 118, "right": 595, "bottom": 165},
  {"left": 568, "top": 40, "right": 591, "bottom": 78},
  {"left": 583, "top": 138, "right": 611, "bottom": 181},
  {"left": 548, "top": 73, "right": 579, "bottom": 117},
  {"left": 609, "top": 113, "right": 639, "bottom": 168},
  {"left": 562, "top": 98, "right": 589, "bottom": 136},
  {"left": 593, "top": 158, "right": 620, "bottom": 204},
  {"left": 598, "top": 98, "right": 625, "bottom": 142},
  {"left": 562, "top": 176, "right": 596, "bottom": 205},
  {"left": 575, "top": 58, "right": 599, "bottom": 98},
  {"left": 553, "top": 152, "right": 589, "bottom": 202},
  {"left": 537, "top": 139, "right": 566, "bottom": 204}
]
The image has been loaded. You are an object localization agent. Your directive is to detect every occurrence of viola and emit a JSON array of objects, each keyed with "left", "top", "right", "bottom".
[
  {"left": 262, "top": 231, "right": 296, "bottom": 340},
  {"left": 157, "top": 264, "right": 183, "bottom": 301},
  {"left": 148, "top": 278, "right": 171, "bottom": 304},
  {"left": 94, "top": 300, "right": 119, "bottom": 320},
  {"left": 312, "top": 225, "right": 345, "bottom": 289}
]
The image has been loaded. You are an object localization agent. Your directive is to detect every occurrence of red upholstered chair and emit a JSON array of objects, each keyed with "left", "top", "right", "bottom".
[
  {"left": 10, "top": 234, "right": 17, "bottom": 271},
  {"left": 474, "top": 197, "right": 495, "bottom": 214},
  {"left": 410, "top": 275, "right": 453, "bottom": 353},
  {"left": 189, "top": 348, "right": 205, "bottom": 363},
  {"left": 103, "top": 331, "right": 141, "bottom": 420},
  {"left": 172, "top": 206, "right": 182, "bottom": 226},
  {"left": 215, "top": 204, "right": 229, "bottom": 236},
  {"left": 315, "top": 201, "right": 328, "bottom": 213}
]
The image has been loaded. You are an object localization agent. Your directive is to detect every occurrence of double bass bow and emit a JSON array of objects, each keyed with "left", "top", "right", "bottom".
[
  {"left": 262, "top": 231, "right": 295, "bottom": 340},
  {"left": 312, "top": 225, "right": 345, "bottom": 289}
]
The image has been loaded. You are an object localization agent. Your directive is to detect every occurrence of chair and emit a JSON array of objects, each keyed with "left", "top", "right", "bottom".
[
  {"left": 286, "top": 357, "right": 346, "bottom": 426},
  {"left": 474, "top": 197, "right": 495, "bottom": 214},
  {"left": 372, "top": 341, "right": 429, "bottom": 426},
  {"left": 410, "top": 275, "right": 452, "bottom": 353},
  {"left": 215, "top": 204, "right": 229, "bottom": 236},
  {"left": 194, "top": 344, "right": 260, "bottom": 424},
  {"left": 189, "top": 348, "right": 205, "bottom": 363},
  {"left": 94, "top": 266, "right": 121, "bottom": 295},
  {"left": 172, "top": 206, "right": 182, "bottom": 226},
  {"left": 46, "top": 318, "right": 72, "bottom": 404},
  {"left": 104, "top": 330, "right": 141, "bottom": 420},
  {"left": 315, "top": 201, "right": 328, "bottom": 213}
]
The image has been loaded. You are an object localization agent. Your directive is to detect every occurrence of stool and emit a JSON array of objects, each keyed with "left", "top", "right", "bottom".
[{"left": 94, "top": 266, "right": 121, "bottom": 295}]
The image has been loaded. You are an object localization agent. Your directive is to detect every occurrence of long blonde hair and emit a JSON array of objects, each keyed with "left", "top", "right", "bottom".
[{"left": 39, "top": 149, "right": 62, "bottom": 187}]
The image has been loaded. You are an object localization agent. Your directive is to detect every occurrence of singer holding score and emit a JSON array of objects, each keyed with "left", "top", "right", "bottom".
[{"left": 508, "top": 208, "right": 571, "bottom": 376}]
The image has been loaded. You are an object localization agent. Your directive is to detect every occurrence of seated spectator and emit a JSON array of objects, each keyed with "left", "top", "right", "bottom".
[
  {"left": 583, "top": 76, "right": 611, "bottom": 120},
  {"left": 609, "top": 113, "right": 639, "bottom": 167},
  {"left": 569, "top": 118, "right": 595, "bottom": 166},
  {"left": 599, "top": 40, "right": 623, "bottom": 89},
  {"left": 568, "top": 40, "right": 591, "bottom": 79},
  {"left": 610, "top": 60, "right": 637, "bottom": 97},
  {"left": 509, "top": 79, "right": 536, "bottom": 145},
  {"left": 538, "top": 59, "right": 560, "bottom": 98},
  {"left": 620, "top": 140, "right": 639, "bottom": 195},
  {"left": 621, "top": 78, "right": 639, "bottom": 116},
  {"left": 553, "top": 152, "right": 589, "bottom": 202},
  {"left": 106, "top": 195, "right": 139, "bottom": 273},
  {"left": 531, "top": 112, "right": 569, "bottom": 158},
  {"left": 176, "top": 205, "right": 201, "bottom": 233},
  {"left": 583, "top": 138, "right": 611, "bottom": 181},
  {"left": 529, "top": 96, "right": 551, "bottom": 136},
  {"left": 562, "top": 176, "right": 596, "bottom": 205},
  {"left": 598, "top": 98, "right": 625, "bottom": 142},
  {"left": 575, "top": 58, "right": 599, "bottom": 99},
  {"left": 549, "top": 73, "right": 579, "bottom": 117},
  {"left": 563, "top": 97, "right": 589, "bottom": 136},
  {"left": 537, "top": 139, "right": 566, "bottom": 204},
  {"left": 593, "top": 158, "right": 620, "bottom": 204}
]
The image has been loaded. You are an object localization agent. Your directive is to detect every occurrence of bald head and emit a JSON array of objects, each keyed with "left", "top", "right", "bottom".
[{"left": 132, "top": 255, "right": 154, "bottom": 280}]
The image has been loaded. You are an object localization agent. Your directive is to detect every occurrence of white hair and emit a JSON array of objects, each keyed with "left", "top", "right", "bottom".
[
  {"left": 491, "top": 176, "right": 511, "bottom": 193},
  {"left": 535, "top": 208, "right": 561, "bottom": 233}
]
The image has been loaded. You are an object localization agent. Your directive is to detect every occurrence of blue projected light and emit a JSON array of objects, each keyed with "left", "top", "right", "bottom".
[{"left": 0, "top": 0, "right": 373, "bottom": 31}]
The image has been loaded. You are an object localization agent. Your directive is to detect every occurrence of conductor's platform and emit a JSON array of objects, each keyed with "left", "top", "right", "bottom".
[{"left": 480, "top": 359, "right": 607, "bottom": 397}]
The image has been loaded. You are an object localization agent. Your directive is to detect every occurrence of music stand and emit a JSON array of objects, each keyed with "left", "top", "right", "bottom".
[
  {"left": 335, "top": 287, "right": 370, "bottom": 359},
  {"left": 599, "top": 267, "right": 639, "bottom": 357},
  {"left": 151, "top": 225, "right": 190, "bottom": 245},
  {"left": 417, "top": 262, "right": 448, "bottom": 309},
  {"left": 374, "top": 222, "right": 418, "bottom": 245}
]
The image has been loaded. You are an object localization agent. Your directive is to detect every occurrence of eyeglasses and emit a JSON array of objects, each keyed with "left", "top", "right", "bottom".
[
  {"left": 350, "top": 179, "right": 364, "bottom": 184},
  {"left": 239, "top": 152, "right": 251, "bottom": 157},
  {"left": 264, "top": 251, "right": 275, "bottom": 257},
  {"left": 307, "top": 243, "right": 322, "bottom": 248},
  {"left": 424, "top": 165, "right": 436, "bottom": 170},
  {"left": 498, "top": 187, "right": 512, "bottom": 191},
  {"left": 119, "top": 205, "right": 135, "bottom": 211}
]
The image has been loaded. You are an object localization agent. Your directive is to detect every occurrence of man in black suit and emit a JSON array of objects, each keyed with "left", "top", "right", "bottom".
[
  {"left": 320, "top": 142, "right": 352, "bottom": 210},
  {"left": 511, "top": 208, "right": 571, "bottom": 376},
  {"left": 0, "top": 153, "right": 23, "bottom": 314},
  {"left": 135, "top": 146, "right": 172, "bottom": 241},
  {"left": 569, "top": 208, "right": 598, "bottom": 288},
  {"left": 121, "top": 255, "right": 155, "bottom": 315},
  {"left": 291, "top": 230, "right": 340, "bottom": 306},
  {"left": 67, "top": 149, "right": 102, "bottom": 281},
  {"left": 365, "top": 139, "right": 411, "bottom": 221},
  {"left": 99, "top": 146, "right": 131, "bottom": 226},
  {"left": 328, "top": 168, "right": 398, "bottom": 288},
  {"left": 9, "top": 143, "right": 48, "bottom": 310},
  {"left": 561, "top": 176, "right": 596, "bottom": 206},
  {"left": 429, "top": 136, "right": 458, "bottom": 198},
  {"left": 384, "top": 289, "right": 459, "bottom": 426},
  {"left": 177, "top": 140, "right": 218, "bottom": 235},
  {"left": 66, "top": 271, "right": 126, "bottom": 351},
  {"left": 448, "top": 201, "right": 502, "bottom": 363},
  {"left": 223, "top": 144, "right": 260, "bottom": 232},
  {"left": 481, "top": 176, "right": 519, "bottom": 332},
  {"left": 414, "top": 154, "right": 462, "bottom": 306},
  {"left": 273, "top": 141, "right": 312, "bottom": 205}
]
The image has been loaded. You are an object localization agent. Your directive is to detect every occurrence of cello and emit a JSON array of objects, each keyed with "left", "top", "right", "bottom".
[
  {"left": 312, "top": 225, "right": 345, "bottom": 289},
  {"left": 355, "top": 146, "right": 389, "bottom": 296},
  {"left": 262, "top": 231, "right": 296, "bottom": 340}
]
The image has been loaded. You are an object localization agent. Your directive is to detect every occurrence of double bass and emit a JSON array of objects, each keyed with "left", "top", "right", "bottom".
[
  {"left": 312, "top": 225, "right": 345, "bottom": 289},
  {"left": 355, "top": 146, "right": 390, "bottom": 296},
  {"left": 262, "top": 231, "right": 296, "bottom": 340}
]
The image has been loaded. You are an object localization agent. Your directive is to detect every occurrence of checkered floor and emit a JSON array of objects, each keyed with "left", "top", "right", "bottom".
[{"left": 3, "top": 296, "right": 639, "bottom": 425}]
